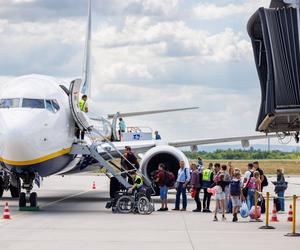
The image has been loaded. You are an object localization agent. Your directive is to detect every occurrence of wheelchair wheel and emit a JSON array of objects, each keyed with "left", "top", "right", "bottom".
[
  {"left": 116, "top": 195, "right": 134, "bottom": 214},
  {"left": 137, "top": 196, "right": 151, "bottom": 215}
]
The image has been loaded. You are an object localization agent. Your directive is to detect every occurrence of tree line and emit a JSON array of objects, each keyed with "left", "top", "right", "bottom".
[{"left": 185, "top": 147, "right": 300, "bottom": 160}]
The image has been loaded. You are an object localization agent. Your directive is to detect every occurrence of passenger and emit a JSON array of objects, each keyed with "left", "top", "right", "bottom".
[
  {"left": 118, "top": 118, "right": 126, "bottom": 141},
  {"left": 243, "top": 163, "right": 254, "bottom": 185},
  {"left": 172, "top": 160, "right": 190, "bottom": 211},
  {"left": 221, "top": 164, "right": 231, "bottom": 213},
  {"left": 128, "top": 170, "right": 144, "bottom": 193},
  {"left": 190, "top": 163, "right": 202, "bottom": 212},
  {"left": 79, "top": 95, "right": 88, "bottom": 113},
  {"left": 212, "top": 174, "right": 230, "bottom": 221},
  {"left": 247, "top": 171, "right": 261, "bottom": 209},
  {"left": 197, "top": 157, "right": 203, "bottom": 173},
  {"left": 253, "top": 161, "right": 267, "bottom": 192},
  {"left": 213, "top": 163, "right": 221, "bottom": 183},
  {"left": 230, "top": 171, "right": 244, "bottom": 222},
  {"left": 228, "top": 161, "right": 234, "bottom": 178},
  {"left": 154, "top": 131, "right": 161, "bottom": 140},
  {"left": 202, "top": 163, "right": 214, "bottom": 213},
  {"left": 122, "top": 146, "right": 140, "bottom": 171},
  {"left": 155, "top": 163, "right": 170, "bottom": 211},
  {"left": 273, "top": 168, "right": 287, "bottom": 213}
]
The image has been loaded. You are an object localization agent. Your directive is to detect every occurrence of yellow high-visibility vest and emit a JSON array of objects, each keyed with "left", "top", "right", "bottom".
[
  {"left": 79, "top": 99, "right": 86, "bottom": 112},
  {"left": 202, "top": 169, "right": 212, "bottom": 181}
]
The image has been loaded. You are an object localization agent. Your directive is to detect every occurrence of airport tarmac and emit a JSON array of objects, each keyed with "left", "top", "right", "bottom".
[{"left": 0, "top": 175, "right": 300, "bottom": 250}]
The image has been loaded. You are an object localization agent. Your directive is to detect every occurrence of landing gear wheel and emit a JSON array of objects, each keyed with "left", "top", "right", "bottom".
[
  {"left": 0, "top": 177, "right": 4, "bottom": 198},
  {"left": 137, "top": 196, "right": 151, "bottom": 215},
  {"left": 19, "top": 192, "right": 26, "bottom": 207},
  {"left": 116, "top": 195, "right": 134, "bottom": 214},
  {"left": 29, "top": 192, "right": 38, "bottom": 207},
  {"left": 10, "top": 178, "right": 21, "bottom": 198}
]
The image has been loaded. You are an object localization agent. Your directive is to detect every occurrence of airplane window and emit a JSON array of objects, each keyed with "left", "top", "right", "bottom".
[
  {"left": 22, "top": 98, "right": 45, "bottom": 109},
  {"left": 46, "top": 100, "right": 54, "bottom": 112},
  {"left": 0, "top": 98, "right": 20, "bottom": 108},
  {"left": 51, "top": 99, "right": 60, "bottom": 112}
]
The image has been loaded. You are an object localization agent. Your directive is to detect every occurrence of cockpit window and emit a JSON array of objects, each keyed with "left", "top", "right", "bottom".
[
  {"left": 52, "top": 99, "right": 60, "bottom": 112},
  {"left": 0, "top": 98, "right": 20, "bottom": 108},
  {"left": 45, "top": 99, "right": 60, "bottom": 113},
  {"left": 22, "top": 98, "right": 45, "bottom": 109}
]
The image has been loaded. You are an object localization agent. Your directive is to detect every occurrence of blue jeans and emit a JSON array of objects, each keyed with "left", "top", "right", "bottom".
[
  {"left": 247, "top": 190, "right": 255, "bottom": 209},
  {"left": 277, "top": 191, "right": 285, "bottom": 211},
  {"left": 160, "top": 185, "right": 168, "bottom": 200},
  {"left": 175, "top": 182, "right": 187, "bottom": 209}
]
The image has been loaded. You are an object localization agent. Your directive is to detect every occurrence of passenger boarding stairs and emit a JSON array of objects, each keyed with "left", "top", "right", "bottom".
[{"left": 68, "top": 79, "right": 151, "bottom": 190}]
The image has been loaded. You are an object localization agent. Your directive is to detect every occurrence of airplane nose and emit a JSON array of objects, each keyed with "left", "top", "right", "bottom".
[{"left": 0, "top": 111, "right": 44, "bottom": 164}]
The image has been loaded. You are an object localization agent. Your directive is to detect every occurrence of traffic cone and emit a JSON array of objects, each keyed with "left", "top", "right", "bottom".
[
  {"left": 2, "top": 202, "right": 11, "bottom": 220},
  {"left": 287, "top": 205, "right": 293, "bottom": 222},
  {"left": 92, "top": 181, "right": 96, "bottom": 190},
  {"left": 271, "top": 203, "right": 279, "bottom": 222}
]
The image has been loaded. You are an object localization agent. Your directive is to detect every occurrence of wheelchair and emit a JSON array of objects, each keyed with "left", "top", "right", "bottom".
[{"left": 109, "top": 187, "right": 155, "bottom": 215}]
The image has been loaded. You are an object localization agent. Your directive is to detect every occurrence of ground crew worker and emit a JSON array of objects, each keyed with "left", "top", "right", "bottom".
[
  {"left": 202, "top": 163, "right": 214, "bottom": 212},
  {"left": 128, "top": 170, "right": 144, "bottom": 193},
  {"left": 79, "top": 95, "right": 88, "bottom": 113}
]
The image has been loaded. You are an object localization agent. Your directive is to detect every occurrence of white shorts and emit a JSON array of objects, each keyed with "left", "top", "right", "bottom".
[
  {"left": 216, "top": 192, "right": 225, "bottom": 200},
  {"left": 231, "top": 196, "right": 241, "bottom": 207}
]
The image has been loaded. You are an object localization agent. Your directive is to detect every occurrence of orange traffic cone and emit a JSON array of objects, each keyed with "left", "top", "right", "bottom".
[
  {"left": 287, "top": 205, "right": 293, "bottom": 222},
  {"left": 271, "top": 203, "right": 279, "bottom": 222},
  {"left": 92, "top": 181, "right": 96, "bottom": 190},
  {"left": 2, "top": 202, "right": 11, "bottom": 220}
]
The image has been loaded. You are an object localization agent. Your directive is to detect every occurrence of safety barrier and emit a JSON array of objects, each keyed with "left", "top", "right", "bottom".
[{"left": 254, "top": 191, "right": 300, "bottom": 236}]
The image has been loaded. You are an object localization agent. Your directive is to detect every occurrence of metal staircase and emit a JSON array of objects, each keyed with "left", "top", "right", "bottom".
[{"left": 68, "top": 79, "right": 151, "bottom": 190}]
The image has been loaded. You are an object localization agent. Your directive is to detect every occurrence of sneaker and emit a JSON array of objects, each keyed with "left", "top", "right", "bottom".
[
  {"left": 163, "top": 207, "right": 169, "bottom": 211},
  {"left": 192, "top": 209, "right": 201, "bottom": 212},
  {"left": 172, "top": 208, "right": 179, "bottom": 211},
  {"left": 213, "top": 216, "right": 218, "bottom": 221},
  {"left": 232, "top": 215, "right": 238, "bottom": 222},
  {"left": 180, "top": 208, "right": 186, "bottom": 211},
  {"left": 202, "top": 209, "right": 208, "bottom": 212},
  {"left": 207, "top": 209, "right": 212, "bottom": 213},
  {"left": 157, "top": 208, "right": 165, "bottom": 211}
]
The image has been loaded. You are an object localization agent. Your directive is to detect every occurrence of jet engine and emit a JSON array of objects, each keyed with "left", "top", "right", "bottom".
[{"left": 140, "top": 145, "right": 189, "bottom": 182}]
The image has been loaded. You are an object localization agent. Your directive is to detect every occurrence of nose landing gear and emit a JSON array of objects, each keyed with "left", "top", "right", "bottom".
[{"left": 19, "top": 173, "right": 39, "bottom": 210}]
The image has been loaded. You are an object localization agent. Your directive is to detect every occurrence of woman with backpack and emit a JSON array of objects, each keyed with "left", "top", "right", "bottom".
[{"left": 247, "top": 171, "right": 261, "bottom": 209}]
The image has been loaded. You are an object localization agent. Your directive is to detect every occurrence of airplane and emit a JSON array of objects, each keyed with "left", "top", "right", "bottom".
[{"left": 0, "top": 0, "right": 274, "bottom": 208}]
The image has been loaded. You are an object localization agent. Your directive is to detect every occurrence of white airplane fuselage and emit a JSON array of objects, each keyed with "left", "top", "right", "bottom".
[{"left": 0, "top": 74, "right": 77, "bottom": 177}]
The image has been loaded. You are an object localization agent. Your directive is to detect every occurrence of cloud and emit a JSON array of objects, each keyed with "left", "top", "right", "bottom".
[{"left": 193, "top": 0, "right": 270, "bottom": 20}]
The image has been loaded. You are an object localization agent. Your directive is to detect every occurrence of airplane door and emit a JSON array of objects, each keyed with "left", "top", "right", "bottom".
[{"left": 69, "top": 79, "right": 93, "bottom": 132}]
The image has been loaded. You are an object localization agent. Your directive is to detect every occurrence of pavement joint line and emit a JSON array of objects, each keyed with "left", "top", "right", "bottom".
[{"left": 181, "top": 212, "right": 195, "bottom": 250}]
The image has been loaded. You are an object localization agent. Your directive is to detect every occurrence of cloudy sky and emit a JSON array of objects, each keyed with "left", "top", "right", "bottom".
[{"left": 0, "top": 0, "right": 295, "bottom": 147}]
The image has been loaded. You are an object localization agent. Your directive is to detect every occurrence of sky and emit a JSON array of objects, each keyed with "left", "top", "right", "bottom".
[{"left": 0, "top": 0, "right": 297, "bottom": 148}]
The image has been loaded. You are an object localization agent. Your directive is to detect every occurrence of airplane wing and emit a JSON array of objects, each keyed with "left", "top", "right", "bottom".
[
  {"left": 106, "top": 107, "right": 199, "bottom": 119},
  {"left": 168, "top": 134, "right": 277, "bottom": 148}
]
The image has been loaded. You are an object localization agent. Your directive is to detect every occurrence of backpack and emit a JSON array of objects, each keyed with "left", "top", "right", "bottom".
[
  {"left": 230, "top": 180, "right": 241, "bottom": 196},
  {"left": 261, "top": 175, "right": 268, "bottom": 187},
  {"left": 164, "top": 171, "right": 175, "bottom": 188}
]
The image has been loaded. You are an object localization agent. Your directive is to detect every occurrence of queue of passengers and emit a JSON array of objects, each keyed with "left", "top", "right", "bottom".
[{"left": 153, "top": 160, "right": 288, "bottom": 221}]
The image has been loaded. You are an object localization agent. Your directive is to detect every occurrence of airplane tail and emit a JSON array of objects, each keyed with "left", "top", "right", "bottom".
[{"left": 81, "top": 0, "right": 92, "bottom": 98}]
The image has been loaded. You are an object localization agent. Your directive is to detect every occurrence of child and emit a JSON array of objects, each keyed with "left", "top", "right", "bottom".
[
  {"left": 230, "top": 172, "right": 244, "bottom": 222},
  {"left": 212, "top": 174, "right": 229, "bottom": 221}
]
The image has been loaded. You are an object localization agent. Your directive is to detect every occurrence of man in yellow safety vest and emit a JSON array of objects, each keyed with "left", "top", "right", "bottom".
[
  {"left": 79, "top": 95, "right": 88, "bottom": 113},
  {"left": 202, "top": 163, "right": 214, "bottom": 212},
  {"left": 129, "top": 170, "right": 144, "bottom": 193}
]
